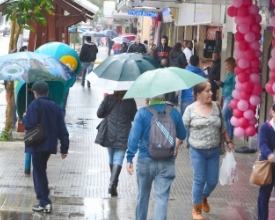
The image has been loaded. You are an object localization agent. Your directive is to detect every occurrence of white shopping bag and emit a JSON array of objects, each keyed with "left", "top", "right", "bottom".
[{"left": 219, "top": 151, "right": 238, "bottom": 186}]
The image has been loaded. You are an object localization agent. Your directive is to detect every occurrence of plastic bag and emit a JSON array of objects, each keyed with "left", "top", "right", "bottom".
[{"left": 219, "top": 151, "right": 238, "bottom": 186}]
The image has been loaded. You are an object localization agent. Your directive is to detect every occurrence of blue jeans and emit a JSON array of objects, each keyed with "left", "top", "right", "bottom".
[
  {"left": 136, "top": 157, "right": 175, "bottom": 220},
  {"left": 32, "top": 152, "right": 51, "bottom": 206},
  {"left": 81, "top": 62, "right": 94, "bottom": 86},
  {"left": 107, "top": 148, "right": 126, "bottom": 166},
  {"left": 190, "top": 146, "right": 220, "bottom": 204},
  {"left": 222, "top": 96, "right": 233, "bottom": 140},
  {"left": 180, "top": 99, "right": 194, "bottom": 116}
]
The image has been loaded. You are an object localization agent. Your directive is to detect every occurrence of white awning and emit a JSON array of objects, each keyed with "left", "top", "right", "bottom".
[{"left": 71, "top": 0, "right": 99, "bottom": 14}]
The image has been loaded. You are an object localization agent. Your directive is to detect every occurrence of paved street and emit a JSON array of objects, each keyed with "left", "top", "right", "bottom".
[{"left": 0, "top": 45, "right": 273, "bottom": 219}]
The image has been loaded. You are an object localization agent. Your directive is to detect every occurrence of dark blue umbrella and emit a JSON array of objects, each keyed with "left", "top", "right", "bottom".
[{"left": 103, "top": 30, "right": 118, "bottom": 37}]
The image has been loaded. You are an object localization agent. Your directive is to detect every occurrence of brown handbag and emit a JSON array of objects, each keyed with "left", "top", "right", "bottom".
[{"left": 249, "top": 159, "right": 273, "bottom": 186}]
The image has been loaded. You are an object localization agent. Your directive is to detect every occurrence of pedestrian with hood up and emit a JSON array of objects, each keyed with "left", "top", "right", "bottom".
[
  {"left": 169, "top": 42, "right": 188, "bottom": 69},
  {"left": 79, "top": 36, "right": 98, "bottom": 88},
  {"left": 95, "top": 91, "right": 137, "bottom": 197},
  {"left": 22, "top": 82, "right": 69, "bottom": 214},
  {"left": 154, "top": 35, "right": 172, "bottom": 63},
  {"left": 120, "top": 42, "right": 128, "bottom": 53}
]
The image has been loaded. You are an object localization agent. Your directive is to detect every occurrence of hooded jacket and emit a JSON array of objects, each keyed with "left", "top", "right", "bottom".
[
  {"left": 95, "top": 95, "right": 137, "bottom": 149},
  {"left": 79, "top": 42, "right": 98, "bottom": 62},
  {"left": 154, "top": 36, "right": 172, "bottom": 62},
  {"left": 169, "top": 51, "right": 188, "bottom": 68}
]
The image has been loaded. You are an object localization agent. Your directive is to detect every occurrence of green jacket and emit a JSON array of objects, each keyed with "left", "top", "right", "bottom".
[{"left": 220, "top": 72, "right": 235, "bottom": 97}]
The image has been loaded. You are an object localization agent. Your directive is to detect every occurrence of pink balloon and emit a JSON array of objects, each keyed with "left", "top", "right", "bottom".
[
  {"left": 254, "top": 50, "right": 262, "bottom": 58},
  {"left": 238, "top": 23, "right": 250, "bottom": 34},
  {"left": 245, "top": 125, "right": 257, "bottom": 136},
  {"left": 249, "top": 117, "right": 257, "bottom": 125},
  {"left": 234, "top": 127, "right": 245, "bottom": 138},
  {"left": 251, "top": 23, "right": 261, "bottom": 33},
  {"left": 244, "top": 32, "right": 256, "bottom": 43},
  {"left": 244, "top": 14, "right": 256, "bottom": 26},
  {"left": 255, "top": 14, "right": 262, "bottom": 23},
  {"left": 271, "top": 48, "right": 275, "bottom": 58},
  {"left": 249, "top": 95, "right": 260, "bottom": 106},
  {"left": 251, "top": 83, "right": 262, "bottom": 95},
  {"left": 268, "top": 58, "right": 275, "bottom": 70},
  {"left": 238, "top": 58, "right": 249, "bottom": 69},
  {"left": 248, "top": 5, "right": 259, "bottom": 15},
  {"left": 234, "top": 16, "right": 245, "bottom": 25},
  {"left": 237, "top": 99, "right": 249, "bottom": 111},
  {"left": 232, "top": 89, "right": 241, "bottom": 99},
  {"left": 235, "top": 82, "right": 243, "bottom": 91},
  {"left": 230, "top": 116, "right": 239, "bottom": 127},
  {"left": 250, "top": 41, "right": 260, "bottom": 50},
  {"left": 266, "top": 81, "right": 275, "bottom": 94},
  {"left": 244, "top": 49, "right": 255, "bottom": 60},
  {"left": 249, "top": 73, "right": 260, "bottom": 83},
  {"left": 231, "top": 0, "right": 243, "bottom": 8},
  {"left": 234, "top": 50, "right": 244, "bottom": 60},
  {"left": 250, "top": 58, "right": 260, "bottom": 68},
  {"left": 240, "top": 91, "right": 250, "bottom": 101},
  {"left": 234, "top": 66, "right": 245, "bottom": 75},
  {"left": 229, "top": 99, "right": 239, "bottom": 109},
  {"left": 244, "top": 109, "right": 254, "bottom": 120},
  {"left": 272, "top": 82, "right": 275, "bottom": 93}
]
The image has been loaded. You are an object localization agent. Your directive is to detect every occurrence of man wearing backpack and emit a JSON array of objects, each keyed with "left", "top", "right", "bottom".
[{"left": 126, "top": 94, "right": 186, "bottom": 220}]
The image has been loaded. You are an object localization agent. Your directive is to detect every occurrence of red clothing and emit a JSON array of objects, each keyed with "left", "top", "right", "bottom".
[{"left": 112, "top": 43, "right": 121, "bottom": 51}]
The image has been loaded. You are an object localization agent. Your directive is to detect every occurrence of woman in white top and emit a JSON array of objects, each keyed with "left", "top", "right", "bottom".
[{"left": 183, "top": 81, "right": 234, "bottom": 220}]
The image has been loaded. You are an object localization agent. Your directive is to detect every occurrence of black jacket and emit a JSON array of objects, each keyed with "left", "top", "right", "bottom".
[
  {"left": 207, "top": 58, "right": 221, "bottom": 90},
  {"left": 95, "top": 95, "right": 137, "bottom": 149},
  {"left": 154, "top": 45, "right": 172, "bottom": 62},
  {"left": 79, "top": 42, "right": 98, "bottom": 62},
  {"left": 169, "top": 51, "right": 187, "bottom": 68},
  {"left": 127, "top": 43, "right": 147, "bottom": 54}
]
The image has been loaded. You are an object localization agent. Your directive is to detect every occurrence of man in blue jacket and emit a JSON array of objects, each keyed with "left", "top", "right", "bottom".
[
  {"left": 126, "top": 94, "right": 186, "bottom": 220},
  {"left": 23, "top": 81, "right": 69, "bottom": 213}
]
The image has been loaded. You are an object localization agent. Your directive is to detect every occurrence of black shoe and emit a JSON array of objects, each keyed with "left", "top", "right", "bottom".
[
  {"left": 81, "top": 83, "right": 84, "bottom": 87},
  {"left": 108, "top": 165, "right": 122, "bottom": 197},
  {"left": 32, "top": 204, "right": 52, "bottom": 213},
  {"left": 87, "top": 85, "right": 91, "bottom": 88}
]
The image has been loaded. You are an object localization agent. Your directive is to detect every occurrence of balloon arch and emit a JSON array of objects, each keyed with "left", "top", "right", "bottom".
[{"left": 227, "top": 0, "right": 262, "bottom": 138}]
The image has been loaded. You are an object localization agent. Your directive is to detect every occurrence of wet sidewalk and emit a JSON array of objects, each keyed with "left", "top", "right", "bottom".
[{"left": 0, "top": 46, "right": 273, "bottom": 220}]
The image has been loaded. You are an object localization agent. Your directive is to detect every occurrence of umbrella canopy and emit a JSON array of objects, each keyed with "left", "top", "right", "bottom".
[
  {"left": 103, "top": 30, "right": 118, "bottom": 37},
  {"left": 0, "top": 51, "right": 76, "bottom": 83},
  {"left": 119, "top": 34, "right": 136, "bottom": 41},
  {"left": 82, "top": 31, "right": 106, "bottom": 38},
  {"left": 86, "top": 53, "right": 161, "bottom": 91},
  {"left": 112, "top": 37, "right": 130, "bottom": 44},
  {"left": 123, "top": 67, "right": 207, "bottom": 99}
]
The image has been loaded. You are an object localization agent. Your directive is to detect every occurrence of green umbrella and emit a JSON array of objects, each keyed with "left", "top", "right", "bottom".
[
  {"left": 86, "top": 53, "right": 161, "bottom": 91},
  {"left": 123, "top": 67, "right": 207, "bottom": 99}
]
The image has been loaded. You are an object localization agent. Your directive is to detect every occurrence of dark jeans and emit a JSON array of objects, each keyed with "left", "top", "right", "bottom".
[{"left": 32, "top": 152, "right": 51, "bottom": 206}]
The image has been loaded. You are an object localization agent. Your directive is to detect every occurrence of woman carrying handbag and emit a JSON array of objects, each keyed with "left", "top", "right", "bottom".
[
  {"left": 95, "top": 91, "right": 137, "bottom": 197},
  {"left": 257, "top": 104, "right": 275, "bottom": 220}
]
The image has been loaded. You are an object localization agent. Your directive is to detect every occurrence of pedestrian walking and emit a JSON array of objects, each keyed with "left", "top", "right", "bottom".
[
  {"left": 126, "top": 94, "right": 186, "bottom": 220},
  {"left": 183, "top": 40, "right": 193, "bottom": 64},
  {"left": 180, "top": 55, "right": 206, "bottom": 116},
  {"left": 183, "top": 81, "right": 234, "bottom": 220},
  {"left": 95, "top": 91, "right": 137, "bottom": 197},
  {"left": 127, "top": 35, "right": 147, "bottom": 54},
  {"left": 120, "top": 42, "right": 128, "bottom": 53},
  {"left": 79, "top": 36, "right": 98, "bottom": 88},
  {"left": 22, "top": 81, "right": 69, "bottom": 213},
  {"left": 154, "top": 35, "right": 172, "bottom": 63},
  {"left": 169, "top": 42, "right": 187, "bottom": 69},
  {"left": 215, "top": 57, "right": 236, "bottom": 140},
  {"left": 112, "top": 42, "right": 121, "bottom": 55},
  {"left": 207, "top": 50, "right": 221, "bottom": 101},
  {"left": 257, "top": 103, "right": 275, "bottom": 220}
]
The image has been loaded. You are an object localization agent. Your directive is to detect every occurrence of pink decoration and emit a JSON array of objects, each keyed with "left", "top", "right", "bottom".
[
  {"left": 250, "top": 58, "right": 260, "bottom": 68},
  {"left": 244, "top": 49, "right": 255, "bottom": 60},
  {"left": 231, "top": 0, "right": 243, "bottom": 8},
  {"left": 240, "top": 91, "right": 250, "bottom": 101},
  {"left": 237, "top": 72, "right": 249, "bottom": 83},
  {"left": 238, "top": 117, "right": 249, "bottom": 128},
  {"left": 238, "top": 23, "right": 250, "bottom": 34},
  {"left": 268, "top": 59, "right": 275, "bottom": 70},
  {"left": 272, "top": 39, "right": 275, "bottom": 47},
  {"left": 244, "top": 14, "right": 256, "bottom": 26},
  {"left": 237, "top": 6, "right": 249, "bottom": 17},
  {"left": 234, "top": 32, "right": 244, "bottom": 41},
  {"left": 254, "top": 50, "right": 261, "bottom": 58},
  {"left": 234, "top": 127, "right": 245, "bottom": 137},
  {"left": 232, "top": 89, "right": 241, "bottom": 99},
  {"left": 233, "top": 108, "right": 244, "bottom": 118},
  {"left": 271, "top": 17, "right": 275, "bottom": 27},
  {"left": 251, "top": 23, "right": 261, "bottom": 33},
  {"left": 254, "top": 14, "right": 262, "bottom": 23},
  {"left": 244, "top": 109, "right": 255, "bottom": 120},
  {"left": 229, "top": 99, "right": 238, "bottom": 109},
  {"left": 238, "top": 58, "right": 249, "bottom": 69},
  {"left": 234, "top": 50, "right": 243, "bottom": 60},
  {"left": 249, "top": 95, "right": 261, "bottom": 106},
  {"left": 242, "top": 82, "right": 253, "bottom": 93},
  {"left": 251, "top": 84, "right": 262, "bottom": 95},
  {"left": 245, "top": 125, "right": 257, "bottom": 136},
  {"left": 249, "top": 74, "right": 260, "bottom": 83},
  {"left": 271, "top": 48, "right": 275, "bottom": 58},
  {"left": 250, "top": 41, "right": 260, "bottom": 50},
  {"left": 266, "top": 81, "right": 275, "bottom": 95},
  {"left": 248, "top": 5, "right": 259, "bottom": 15},
  {"left": 238, "top": 41, "right": 249, "bottom": 51},
  {"left": 237, "top": 99, "right": 249, "bottom": 111},
  {"left": 230, "top": 116, "right": 239, "bottom": 127},
  {"left": 234, "top": 66, "right": 244, "bottom": 75},
  {"left": 235, "top": 82, "right": 243, "bottom": 91},
  {"left": 243, "top": 0, "right": 252, "bottom": 6},
  {"left": 272, "top": 82, "right": 275, "bottom": 93},
  {"left": 234, "top": 16, "right": 245, "bottom": 25},
  {"left": 270, "top": 70, "right": 275, "bottom": 81},
  {"left": 249, "top": 117, "right": 257, "bottom": 125},
  {"left": 227, "top": 6, "right": 238, "bottom": 17}
]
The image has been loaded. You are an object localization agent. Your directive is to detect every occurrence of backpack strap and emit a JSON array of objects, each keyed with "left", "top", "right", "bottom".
[
  {"left": 146, "top": 105, "right": 172, "bottom": 115},
  {"left": 165, "top": 106, "right": 173, "bottom": 115}
]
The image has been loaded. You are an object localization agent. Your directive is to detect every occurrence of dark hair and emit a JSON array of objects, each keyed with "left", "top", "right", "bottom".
[
  {"left": 113, "top": 91, "right": 127, "bottom": 101},
  {"left": 19, "top": 46, "right": 27, "bottom": 52},
  {"left": 190, "top": 55, "right": 200, "bottom": 67},
  {"left": 170, "top": 42, "right": 182, "bottom": 55},
  {"left": 193, "top": 82, "right": 210, "bottom": 101},
  {"left": 86, "top": 36, "right": 91, "bottom": 42},
  {"left": 160, "top": 58, "right": 169, "bottom": 67},
  {"left": 144, "top": 40, "right": 148, "bottom": 44},
  {"left": 213, "top": 50, "right": 220, "bottom": 55}
]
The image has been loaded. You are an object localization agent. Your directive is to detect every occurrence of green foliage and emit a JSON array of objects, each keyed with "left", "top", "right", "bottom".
[
  {"left": 0, "top": 128, "right": 12, "bottom": 141},
  {"left": 70, "top": 33, "right": 81, "bottom": 44},
  {"left": 2, "top": 0, "right": 54, "bottom": 29},
  {"left": 28, "top": 69, "right": 65, "bottom": 82}
]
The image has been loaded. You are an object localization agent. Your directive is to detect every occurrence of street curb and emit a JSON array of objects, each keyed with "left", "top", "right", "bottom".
[{"left": 0, "top": 140, "right": 24, "bottom": 148}]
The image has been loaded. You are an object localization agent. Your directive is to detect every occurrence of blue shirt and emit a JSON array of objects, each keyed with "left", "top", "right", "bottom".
[{"left": 126, "top": 104, "right": 186, "bottom": 163}]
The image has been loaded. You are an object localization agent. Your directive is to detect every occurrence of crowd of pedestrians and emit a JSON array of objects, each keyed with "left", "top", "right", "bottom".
[{"left": 21, "top": 33, "right": 274, "bottom": 220}]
